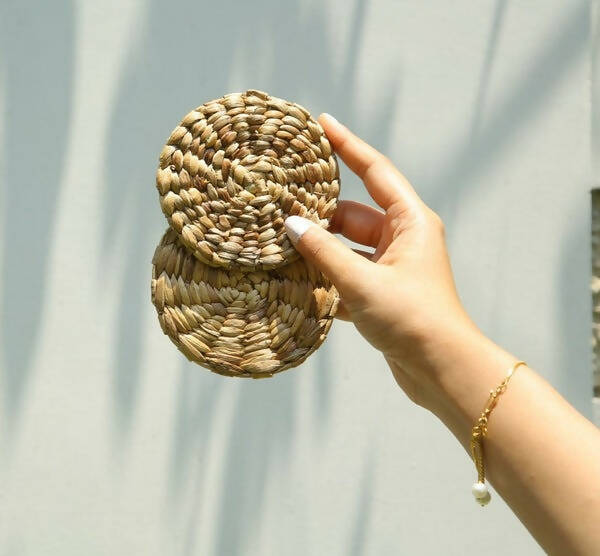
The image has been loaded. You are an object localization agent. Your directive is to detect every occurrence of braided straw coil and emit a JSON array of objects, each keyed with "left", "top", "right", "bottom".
[
  {"left": 151, "top": 91, "right": 340, "bottom": 377},
  {"left": 156, "top": 89, "right": 340, "bottom": 270},
  {"left": 151, "top": 229, "right": 338, "bottom": 377}
]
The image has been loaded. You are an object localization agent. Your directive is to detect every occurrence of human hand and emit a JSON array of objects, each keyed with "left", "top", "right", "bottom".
[
  {"left": 285, "top": 114, "right": 479, "bottom": 408},
  {"left": 284, "top": 115, "right": 600, "bottom": 554}
]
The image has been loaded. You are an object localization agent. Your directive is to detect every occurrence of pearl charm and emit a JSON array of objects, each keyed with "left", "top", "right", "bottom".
[
  {"left": 472, "top": 481, "right": 491, "bottom": 505},
  {"left": 472, "top": 481, "right": 488, "bottom": 498}
]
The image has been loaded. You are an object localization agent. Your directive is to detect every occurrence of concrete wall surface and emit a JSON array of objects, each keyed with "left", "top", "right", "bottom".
[{"left": 0, "top": 1, "right": 594, "bottom": 554}]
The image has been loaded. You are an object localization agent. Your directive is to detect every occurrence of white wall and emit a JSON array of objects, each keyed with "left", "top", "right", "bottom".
[{"left": 0, "top": 1, "right": 593, "bottom": 554}]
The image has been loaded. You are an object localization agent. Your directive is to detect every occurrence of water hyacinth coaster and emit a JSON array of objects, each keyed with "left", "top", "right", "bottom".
[{"left": 151, "top": 90, "right": 340, "bottom": 377}]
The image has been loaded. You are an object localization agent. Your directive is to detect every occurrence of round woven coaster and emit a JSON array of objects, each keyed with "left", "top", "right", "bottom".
[
  {"left": 156, "top": 89, "right": 339, "bottom": 270},
  {"left": 151, "top": 228, "right": 338, "bottom": 377}
]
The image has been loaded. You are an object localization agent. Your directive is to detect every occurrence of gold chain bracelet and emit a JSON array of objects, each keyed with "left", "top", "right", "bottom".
[{"left": 470, "top": 360, "right": 526, "bottom": 506}]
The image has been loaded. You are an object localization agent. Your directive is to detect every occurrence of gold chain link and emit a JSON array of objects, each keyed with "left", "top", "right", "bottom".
[{"left": 470, "top": 361, "right": 527, "bottom": 483}]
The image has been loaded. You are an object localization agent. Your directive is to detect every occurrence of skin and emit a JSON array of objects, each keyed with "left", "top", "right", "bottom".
[{"left": 284, "top": 113, "right": 600, "bottom": 555}]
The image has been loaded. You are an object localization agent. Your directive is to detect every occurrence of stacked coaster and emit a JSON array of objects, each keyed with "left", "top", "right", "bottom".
[{"left": 151, "top": 90, "right": 340, "bottom": 377}]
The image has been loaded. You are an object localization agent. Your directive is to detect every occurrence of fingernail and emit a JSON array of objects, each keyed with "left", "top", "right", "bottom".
[
  {"left": 320, "top": 112, "right": 342, "bottom": 128},
  {"left": 284, "top": 215, "right": 315, "bottom": 245}
]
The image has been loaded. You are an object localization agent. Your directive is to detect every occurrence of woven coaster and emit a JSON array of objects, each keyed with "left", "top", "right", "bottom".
[
  {"left": 151, "top": 228, "right": 338, "bottom": 377},
  {"left": 152, "top": 91, "right": 340, "bottom": 376},
  {"left": 156, "top": 89, "right": 340, "bottom": 270}
]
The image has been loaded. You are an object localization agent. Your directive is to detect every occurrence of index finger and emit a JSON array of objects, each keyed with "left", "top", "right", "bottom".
[{"left": 318, "top": 113, "right": 420, "bottom": 211}]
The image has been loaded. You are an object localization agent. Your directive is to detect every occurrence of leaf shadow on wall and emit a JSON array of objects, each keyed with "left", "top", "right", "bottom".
[
  {"left": 102, "top": 0, "right": 243, "bottom": 441},
  {"left": 105, "top": 0, "right": 398, "bottom": 553},
  {"left": 346, "top": 453, "right": 375, "bottom": 556},
  {"left": 425, "top": 0, "right": 589, "bottom": 364},
  {"left": 0, "top": 1, "right": 74, "bottom": 434},
  {"left": 99, "top": 0, "right": 399, "bottom": 554},
  {"left": 424, "top": 0, "right": 589, "bottom": 232}
]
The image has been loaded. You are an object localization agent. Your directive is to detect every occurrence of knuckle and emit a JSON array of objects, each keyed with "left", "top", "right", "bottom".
[
  {"left": 309, "top": 242, "right": 326, "bottom": 263},
  {"left": 429, "top": 210, "right": 445, "bottom": 235}
]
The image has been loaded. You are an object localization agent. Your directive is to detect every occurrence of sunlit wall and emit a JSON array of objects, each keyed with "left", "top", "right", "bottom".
[{"left": 0, "top": 1, "right": 593, "bottom": 554}]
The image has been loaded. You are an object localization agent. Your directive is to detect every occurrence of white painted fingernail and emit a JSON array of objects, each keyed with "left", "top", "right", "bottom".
[
  {"left": 320, "top": 112, "right": 341, "bottom": 128},
  {"left": 284, "top": 215, "right": 314, "bottom": 245}
]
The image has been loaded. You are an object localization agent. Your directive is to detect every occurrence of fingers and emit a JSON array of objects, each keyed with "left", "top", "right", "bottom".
[
  {"left": 284, "top": 215, "right": 370, "bottom": 297},
  {"left": 329, "top": 200, "right": 385, "bottom": 248},
  {"left": 319, "top": 113, "right": 420, "bottom": 212},
  {"left": 336, "top": 249, "right": 373, "bottom": 321}
]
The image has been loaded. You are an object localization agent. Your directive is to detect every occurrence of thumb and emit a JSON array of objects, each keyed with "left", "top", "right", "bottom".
[{"left": 284, "top": 215, "right": 369, "bottom": 296}]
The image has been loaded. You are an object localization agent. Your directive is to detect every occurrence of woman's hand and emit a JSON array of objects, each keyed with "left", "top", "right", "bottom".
[
  {"left": 285, "top": 113, "right": 478, "bottom": 409},
  {"left": 285, "top": 113, "right": 600, "bottom": 556}
]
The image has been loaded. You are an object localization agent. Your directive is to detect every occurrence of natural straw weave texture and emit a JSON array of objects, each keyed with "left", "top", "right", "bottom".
[
  {"left": 151, "top": 90, "right": 340, "bottom": 377},
  {"left": 151, "top": 228, "right": 338, "bottom": 377},
  {"left": 156, "top": 89, "right": 339, "bottom": 270}
]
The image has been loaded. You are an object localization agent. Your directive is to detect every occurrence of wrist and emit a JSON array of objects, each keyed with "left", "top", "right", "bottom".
[{"left": 388, "top": 320, "right": 517, "bottom": 448}]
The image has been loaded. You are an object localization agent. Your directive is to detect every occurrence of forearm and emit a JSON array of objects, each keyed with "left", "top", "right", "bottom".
[{"left": 398, "top": 325, "right": 600, "bottom": 555}]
